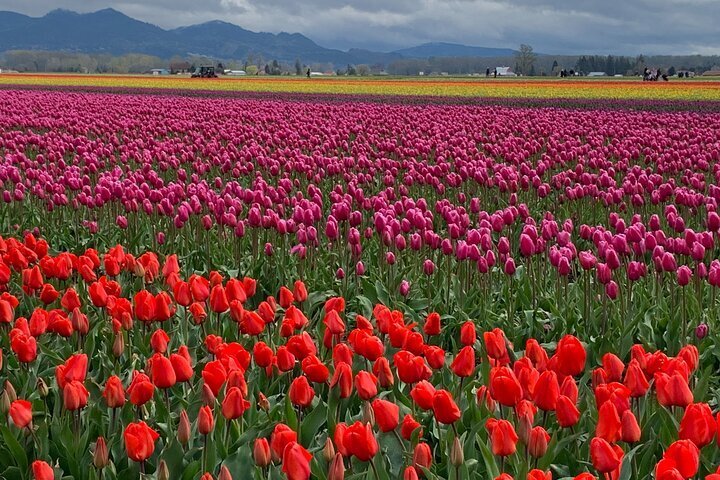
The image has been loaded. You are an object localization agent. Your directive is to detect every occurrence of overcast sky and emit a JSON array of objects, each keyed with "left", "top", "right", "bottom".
[{"left": 2, "top": 0, "right": 720, "bottom": 55}]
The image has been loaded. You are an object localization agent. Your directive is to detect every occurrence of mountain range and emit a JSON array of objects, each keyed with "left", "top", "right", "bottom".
[{"left": 0, "top": 8, "right": 518, "bottom": 66}]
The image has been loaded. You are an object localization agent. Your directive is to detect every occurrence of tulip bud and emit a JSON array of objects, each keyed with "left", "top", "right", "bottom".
[
  {"left": 253, "top": 438, "right": 271, "bottom": 467},
  {"left": 0, "top": 348, "right": 3, "bottom": 372},
  {"left": 696, "top": 323, "right": 709, "bottom": 340},
  {"left": 4, "top": 380, "right": 17, "bottom": 402},
  {"left": 327, "top": 452, "right": 345, "bottom": 480},
  {"left": 517, "top": 412, "right": 532, "bottom": 445},
  {"left": 218, "top": 466, "right": 233, "bottom": 480},
  {"left": 178, "top": 410, "right": 191, "bottom": 446},
  {"left": 399, "top": 280, "right": 410, "bottom": 297},
  {"left": 355, "top": 261, "right": 366, "bottom": 276},
  {"left": 362, "top": 401, "right": 375, "bottom": 426},
  {"left": 198, "top": 406, "right": 214, "bottom": 435},
  {"left": 36, "top": 378, "right": 49, "bottom": 398},
  {"left": 202, "top": 383, "right": 216, "bottom": 406},
  {"left": 258, "top": 392, "right": 270, "bottom": 412},
  {"left": 528, "top": 426, "right": 550, "bottom": 458},
  {"left": 323, "top": 438, "right": 336, "bottom": 462},
  {"left": 0, "top": 390, "right": 10, "bottom": 416},
  {"left": 93, "top": 436, "right": 109, "bottom": 469},
  {"left": 450, "top": 436, "right": 464, "bottom": 467},
  {"left": 157, "top": 460, "right": 170, "bottom": 480},
  {"left": 112, "top": 333, "right": 124, "bottom": 358},
  {"left": 335, "top": 268, "right": 345, "bottom": 280},
  {"left": 132, "top": 261, "right": 146, "bottom": 279}
]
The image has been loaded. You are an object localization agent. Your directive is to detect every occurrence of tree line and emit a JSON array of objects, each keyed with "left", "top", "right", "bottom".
[{"left": 1, "top": 49, "right": 718, "bottom": 76}]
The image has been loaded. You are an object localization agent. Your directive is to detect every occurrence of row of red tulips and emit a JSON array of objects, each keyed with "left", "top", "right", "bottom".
[{"left": 1, "top": 233, "right": 719, "bottom": 479}]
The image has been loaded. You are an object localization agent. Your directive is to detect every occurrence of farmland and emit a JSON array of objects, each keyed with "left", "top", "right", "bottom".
[
  {"left": 0, "top": 80, "right": 720, "bottom": 480},
  {"left": 1, "top": 73, "right": 720, "bottom": 101}
]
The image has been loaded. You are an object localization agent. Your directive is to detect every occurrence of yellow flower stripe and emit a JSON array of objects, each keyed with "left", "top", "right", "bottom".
[{"left": 1, "top": 73, "right": 720, "bottom": 100}]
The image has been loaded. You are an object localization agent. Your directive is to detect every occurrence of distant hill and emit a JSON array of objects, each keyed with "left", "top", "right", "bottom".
[
  {"left": 393, "top": 42, "right": 517, "bottom": 58},
  {"left": 0, "top": 8, "right": 514, "bottom": 66}
]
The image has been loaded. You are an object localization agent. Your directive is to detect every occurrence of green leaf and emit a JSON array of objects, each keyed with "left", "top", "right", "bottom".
[
  {"left": 476, "top": 436, "right": 499, "bottom": 478},
  {"left": 159, "top": 439, "right": 185, "bottom": 479},
  {"left": 223, "top": 449, "right": 254, "bottom": 480},
  {"left": 1, "top": 425, "right": 28, "bottom": 475},
  {"left": 617, "top": 444, "right": 644, "bottom": 480},
  {"left": 300, "top": 402, "right": 327, "bottom": 446}
]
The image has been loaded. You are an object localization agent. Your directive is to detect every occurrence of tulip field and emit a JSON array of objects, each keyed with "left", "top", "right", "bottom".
[{"left": 1, "top": 84, "right": 720, "bottom": 480}]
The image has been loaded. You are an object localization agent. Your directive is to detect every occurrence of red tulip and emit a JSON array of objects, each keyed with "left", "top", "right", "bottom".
[
  {"left": 222, "top": 386, "right": 251, "bottom": 420},
  {"left": 528, "top": 470, "right": 551, "bottom": 480},
  {"left": 460, "top": 321, "right": 476, "bottom": 346},
  {"left": 201, "top": 360, "right": 227, "bottom": 396},
  {"left": 354, "top": 371, "right": 378, "bottom": 400},
  {"left": 623, "top": 360, "right": 649, "bottom": 397},
  {"left": 404, "top": 467, "right": 420, "bottom": 480},
  {"left": 32, "top": 460, "right": 54, "bottom": 480},
  {"left": 394, "top": 350, "right": 431, "bottom": 385},
  {"left": 102, "top": 375, "right": 126, "bottom": 409},
  {"left": 590, "top": 437, "right": 621, "bottom": 473},
  {"left": 271, "top": 423, "right": 297, "bottom": 461},
  {"left": 293, "top": 280, "right": 308, "bottom": 303},
  {"left": 9, "top": 399, "right": 32, "bottom": 428},
  {"left": 127, "top": 372, "right": 154, "bottom": 406},
  {"left": 343, "top": 421, "right": 378, "bottom": 462},
  {"left": 596, "top": 401, "right": 621, "bottom": 443},
  {"left": 279, "top": 286, "right": 294, "bottom": 309},
  {"left": 528, "top": 426, "right": 550, "bottom": 458},
  {"left": 432, "top": 389, "right": 461, "bottom": 424},
  {"left": 657, "top": 440, "right": 699, "bottom": 479},
  {"left": 483, "top": 328, "right": 507, "bottom": 361},
  {"left": 150, "top": 329, "right": 170, "bottom": 354},
  {"left": 655, "top": 372, "right": 693, "bottom": 408},
  {"left": 620, "top": 410, "right": 641, "bottom": 443},
  {"left": 371, "top": 398, "right": 399, "bottom": 432},
  {"left": 210, "top": 285, "right": 229, "bottom": 313},
  {"left": 678, "top": 403, "right": 716, "bottom": 447},
  {"left": 124, "top": 421, "right": 160, "bottom": 463},
  {"left": 410, "top": 381, "right": 436, "bottom": 410},
  {"left": 412, "top": 442, "right": 432, "bottom": 472},
  {"left": 490, "top": 366, "right": 523, "bottom": 407},
  {"left": 556, "top": 395, "right": 580, "bottom": 428},
  {"left": 554, "top": 335, "right": 586, "bottom": 377},
  {"left": 450, "top": 345, "right": 476, "bottom": 377},
  {"left": 289, "top": 376, "right": 315, "bottom": 408},
  {"left": 150, "top": 353, "right": 176, "bottom": 389},
  {"left": 486, "top": 418, "right": 518, "bottom": 456},
  {"left": 423, "top": 312, "right": 441, "bottom": 336},
  {"left": 373, "top": 357, "right": 394, "bottom": 388},
  {"left": 301, "top": 355, "right": 330, "bottom": 383},
  {"left": 253, "top": 438, "right": 271, "bottom": 467},
  {"left": 198, "top": 405, "right": 215, "bottom": 435},
  {"left": 401, "top": 414, "right": 423, "bottom": 440},
  {"left": 533, "top": 370, "right": 559, "bottom": 411},
  {"left": 282, "top": 442, "right": 313, "bottom": 480},
  {"left": 63, "top": 381, "right": 89, "bottom": 410}
]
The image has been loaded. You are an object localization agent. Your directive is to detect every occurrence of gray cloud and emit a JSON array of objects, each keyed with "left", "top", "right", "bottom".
[{"left": 2, "top": 0, "right": 719, "bottom": 54}]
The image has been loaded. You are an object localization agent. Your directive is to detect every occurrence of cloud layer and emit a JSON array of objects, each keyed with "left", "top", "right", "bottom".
[{"left": 3, "top": 0, "right": 720, "bottom": 55}]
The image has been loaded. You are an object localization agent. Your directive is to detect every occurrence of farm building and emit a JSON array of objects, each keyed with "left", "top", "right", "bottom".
[
  {"left": 587, "top": 71, "right": 607, "bottom": 77},
  {"left": 495, "top": 67, "right": 517, "bottom": 77}
]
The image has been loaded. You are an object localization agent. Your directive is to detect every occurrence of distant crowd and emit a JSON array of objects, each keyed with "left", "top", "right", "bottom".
[{"left": 643, "top": 67, "right": 669, "bottom": 81}]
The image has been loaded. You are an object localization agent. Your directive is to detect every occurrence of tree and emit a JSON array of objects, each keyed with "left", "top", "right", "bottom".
[
  {"left": 356, "top": 64, "right": 370, "bottom": 76},
  {"left": 295, "top": 59, "right": 302, "bottom": 76},
  {"left": 271, "top": 59, "right": 281, "bottom": 75},
  {"left": 551, "top": 60, "right": 559, "bottom": 74},
  {"left": 668, "top": 66, "right": 676, "bottom": 76},
  {"left": 515, "top": 44, "right": 537, "bottom": 76},
  {"left": 347, "top": 64, "right": 357, "bottom": 76}
]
